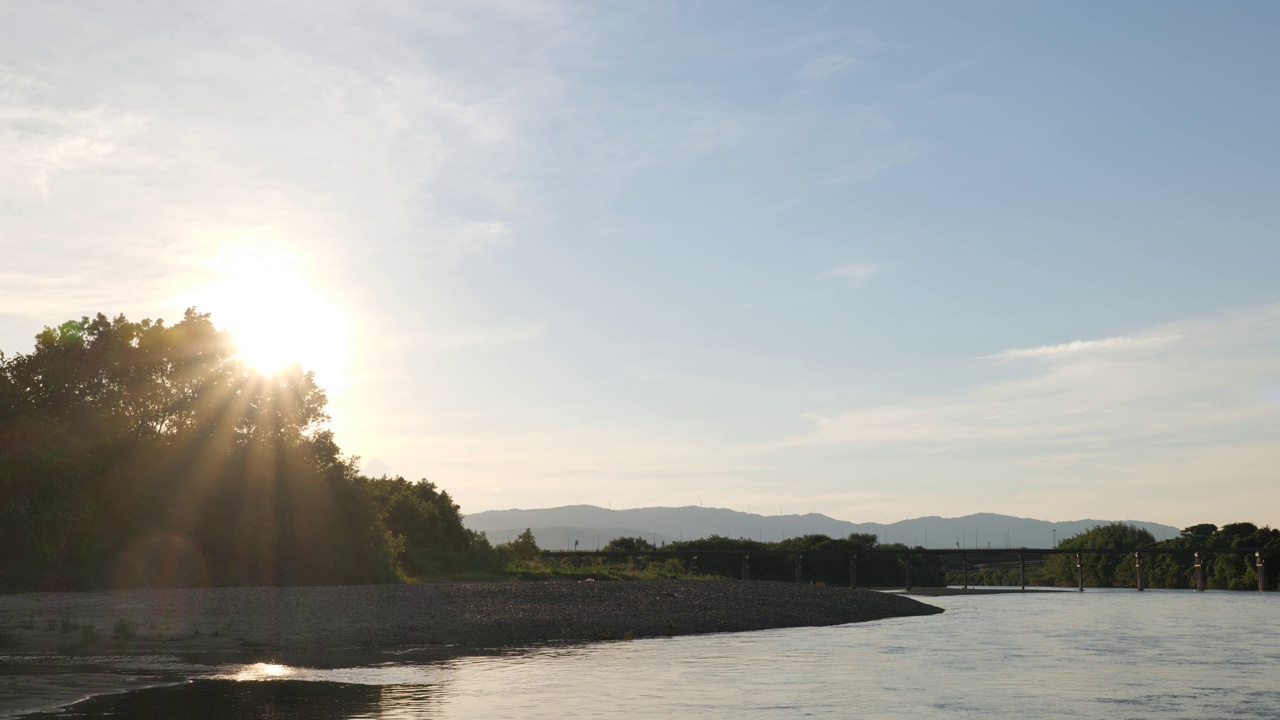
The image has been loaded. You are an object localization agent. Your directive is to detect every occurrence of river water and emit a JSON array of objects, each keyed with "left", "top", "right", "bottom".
[{"left": 11, "top": 589, "right": 1280, "bottom": 719}]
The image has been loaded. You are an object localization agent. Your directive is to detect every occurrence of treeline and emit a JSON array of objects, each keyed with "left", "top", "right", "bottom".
[
  {"left": 562, "top": 533, "right": 948, "bottom": 587},
  {"left": 944, "top": 522, "right": 1280, "bottom": 590},
  {"left": 0, "top": 311, "right": 512, "bottom": 592}
]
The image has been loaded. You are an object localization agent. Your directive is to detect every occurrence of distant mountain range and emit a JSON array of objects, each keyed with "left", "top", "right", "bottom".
[{"left": 462, "top": 505, "right": 1182, "bottom": 551}]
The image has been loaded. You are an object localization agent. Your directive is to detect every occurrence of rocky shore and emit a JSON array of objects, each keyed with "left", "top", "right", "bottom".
[
  {"left": 1, "top": 580, "right": 941, "bottom": 663},
  {"left": 0, "top": 581, "right": 943, "bottom": 716}
]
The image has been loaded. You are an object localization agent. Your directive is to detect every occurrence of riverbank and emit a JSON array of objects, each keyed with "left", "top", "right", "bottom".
[
  {"left": 2, "top": 580, "right": 944, "bottom": 660},
  {"left": 893, "top": 587, "right": 1067, "bottom": 596},
  {"left": 1, "top": 580, "right": 941, "bottom": 716}
]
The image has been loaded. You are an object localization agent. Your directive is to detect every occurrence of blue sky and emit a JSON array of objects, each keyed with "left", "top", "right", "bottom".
[{"left": 3, "top": 2, "right": 1278, "bottom": 527}]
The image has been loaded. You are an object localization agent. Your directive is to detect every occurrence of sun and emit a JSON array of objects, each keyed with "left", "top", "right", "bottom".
[{"left": 187, "top": 247, "right": 350, "bottom": 384}]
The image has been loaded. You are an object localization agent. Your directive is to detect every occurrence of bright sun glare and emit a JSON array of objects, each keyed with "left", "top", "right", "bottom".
[{"left": 187, "top": 247, "right": 350, "bottom": 385}]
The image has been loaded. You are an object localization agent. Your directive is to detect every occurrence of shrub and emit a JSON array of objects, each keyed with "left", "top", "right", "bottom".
[
  {"left": 57, "top": 623, "right": 98, "bottom": 653},
  {"left": 112, "top": 618, "right": 137, "bottom": 640}
]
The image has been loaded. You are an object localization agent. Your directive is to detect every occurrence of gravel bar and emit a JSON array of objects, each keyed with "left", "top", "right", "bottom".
[{"left": 0, "top": 580, "right": 942, "bottom": 664}]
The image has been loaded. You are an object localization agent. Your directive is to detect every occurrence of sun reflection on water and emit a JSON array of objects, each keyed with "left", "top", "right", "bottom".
[{"left": 227, "top": 662, "right": 295, "bottom": 681}]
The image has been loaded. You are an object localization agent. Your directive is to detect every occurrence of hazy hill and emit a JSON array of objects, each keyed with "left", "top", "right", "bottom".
[{"left": 463, "top": 505, "right": 1181, "bottom": 550}]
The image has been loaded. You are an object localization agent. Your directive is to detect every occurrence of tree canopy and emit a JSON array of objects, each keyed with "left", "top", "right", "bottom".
[
  {"left": 955, "top": 522, "right": 1279, "bottom": 590},
  {"left": 0, "top": 310, "right": 486, "bottom": 591}
]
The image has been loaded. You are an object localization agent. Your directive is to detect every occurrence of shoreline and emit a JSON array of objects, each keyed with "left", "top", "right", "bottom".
[
  {"left": 890, "top": 587, "right": 1068, "bottom": 596},
  {"left": 0, "top": 580, "right": 942, "bottom": 716}
]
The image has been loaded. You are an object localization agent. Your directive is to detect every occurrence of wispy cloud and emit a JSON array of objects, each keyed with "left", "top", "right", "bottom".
[
  {"left": 774, "top": 305, "right": 1280, "bottom": 522},
  {"left": 821, "top": 261, "right": 885, "bottom": 286},
  {"left": 0, "top": 102, "right": 146, "bottom": 199},
  {"left": 988, "top": 334, "right": 1182, "bottom": 362},
  {"left": 795, "top": 53, "right": 858, "bottom": 83},
  {"left": 0, "top": 1, "right": 573, "bottom": 319},
  {"left": 444, "top": 220, "right": 513, "bottom": 256},
  {"left": 759, "top": 29, "right": 850, "bottom": 57},
  {"left": 795, "top": 308, "right": 1280, "bottom": 448},
  {"left": 348, "top": 303, "right": 1280, "bottom": 527}
]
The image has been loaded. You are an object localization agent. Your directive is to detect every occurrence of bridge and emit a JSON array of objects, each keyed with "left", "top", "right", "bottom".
[{"left": 539, "top": 547, "right": 1272, "bottom": 593}]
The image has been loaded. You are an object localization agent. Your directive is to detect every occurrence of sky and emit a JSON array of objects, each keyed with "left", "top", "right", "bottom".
[{"left": 3, "top": 1, "right": 1279, "bottom": 528}]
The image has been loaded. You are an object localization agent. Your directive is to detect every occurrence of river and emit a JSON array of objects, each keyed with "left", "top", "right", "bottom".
[{"left": 10, "top": 589, "right": 1280, "bottom": 718}]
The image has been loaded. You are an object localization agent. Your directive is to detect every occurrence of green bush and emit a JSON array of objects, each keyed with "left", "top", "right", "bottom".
[
  {"left": 57, "top": 623, "right": 98, "bottom": 653},
  {"left": 112, "top": 618, "right": 137, "bottom": 640},
  {"left": 504, "top": 557, "right": 691, "bottom": 581}
]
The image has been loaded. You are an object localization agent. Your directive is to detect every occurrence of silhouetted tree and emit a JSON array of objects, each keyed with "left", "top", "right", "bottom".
[
  {"left": 603, "top": 536, "right": 656, "bottom": 554},
  {"left": 0, "top": 310, "right": 399, "bottom": 590}
]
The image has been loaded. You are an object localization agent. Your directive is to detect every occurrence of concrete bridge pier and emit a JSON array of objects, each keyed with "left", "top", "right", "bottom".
[
  {"left": 1258, "top": 552, "right": 1266, "bottom": 592},
  {"left": 1076, "top": 553, "right": 1084, "bottom": 592},
  {"left": 794, "top": 554, "right": 803, "bottom": 583},
  {"left": 1019, "top": 552, "right": 1026, "bottom": 591},
  {"left": 1135, "top": 552, "right": 1143, "bottom": 591},
  {"left": 741, "top": 554, "right": 749, "bottom": 582},
  {"left": 1194, "top": 552, "right": 1205, "bottom": 592},
  {"left": 962, "top": 553, "right": 968, "bottom": 590},
  {"left": 905, "top": 554, "right": 913, "bottom": 591},
  {"left": 849, "top": 555, "right": 857, "bottom": 590}
]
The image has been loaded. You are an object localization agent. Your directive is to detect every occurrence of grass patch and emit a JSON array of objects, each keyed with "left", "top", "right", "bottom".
[
  {"left": 57, "top": 623, "right": 98, "bottom": 654},
  {"left": 393, "top": 569, "right": 512, "bottom": 583},
  {"left": 112, "top": 618, "right": 137, "bottom": 640},
  {"left": 503, "top": 557, "right": 695, "bottom": 581}
]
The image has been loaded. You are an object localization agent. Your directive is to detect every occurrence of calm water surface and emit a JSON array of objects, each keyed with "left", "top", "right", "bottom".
[{"left": 17, "top": 590, "right": 1280, "bottom": 719}]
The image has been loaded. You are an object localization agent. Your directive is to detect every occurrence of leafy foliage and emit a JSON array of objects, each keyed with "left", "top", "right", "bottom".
[
  {"left": 659, "top": 533, "right": 946, "bottom": 587},
  {"left": 370, "top": 476, "right": 495, "bottom": 578},
  {"left": 602, "top": 536, "right": 656, "bottom": 554},
  {"left": 112, "top": 617, "right": 137, "bottom": 640},
  {"left": 501, "top": 528, "right": 542, "bottom": 562},
  {"left": 951, "top": 522, "right": 1279, "bottom": 590},
  {"left": 503, "top": 557, "right": 690, "bottom": 581},
  {"left": 1040, "top": 523, "right": 1157, "bottom": 588},
  {"left": 0, "top": 310, "right": 480, "bottom": 590}
]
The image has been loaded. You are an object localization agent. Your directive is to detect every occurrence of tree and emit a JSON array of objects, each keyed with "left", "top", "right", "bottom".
[
  {"left": 372, "top": 476, "right": 493, "bottom": 576},
  {"left": 0, "top": 310, "right": 399, "bottom": 590},
  {"left": 603, "top": 536, "right": 656, "bottom": 554},
  {"left": 1040, "top": 524, "right": 1155, "bottom": 588},
  {"left": 502, "top": 528, "right": 541, "bottom": 561}
]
